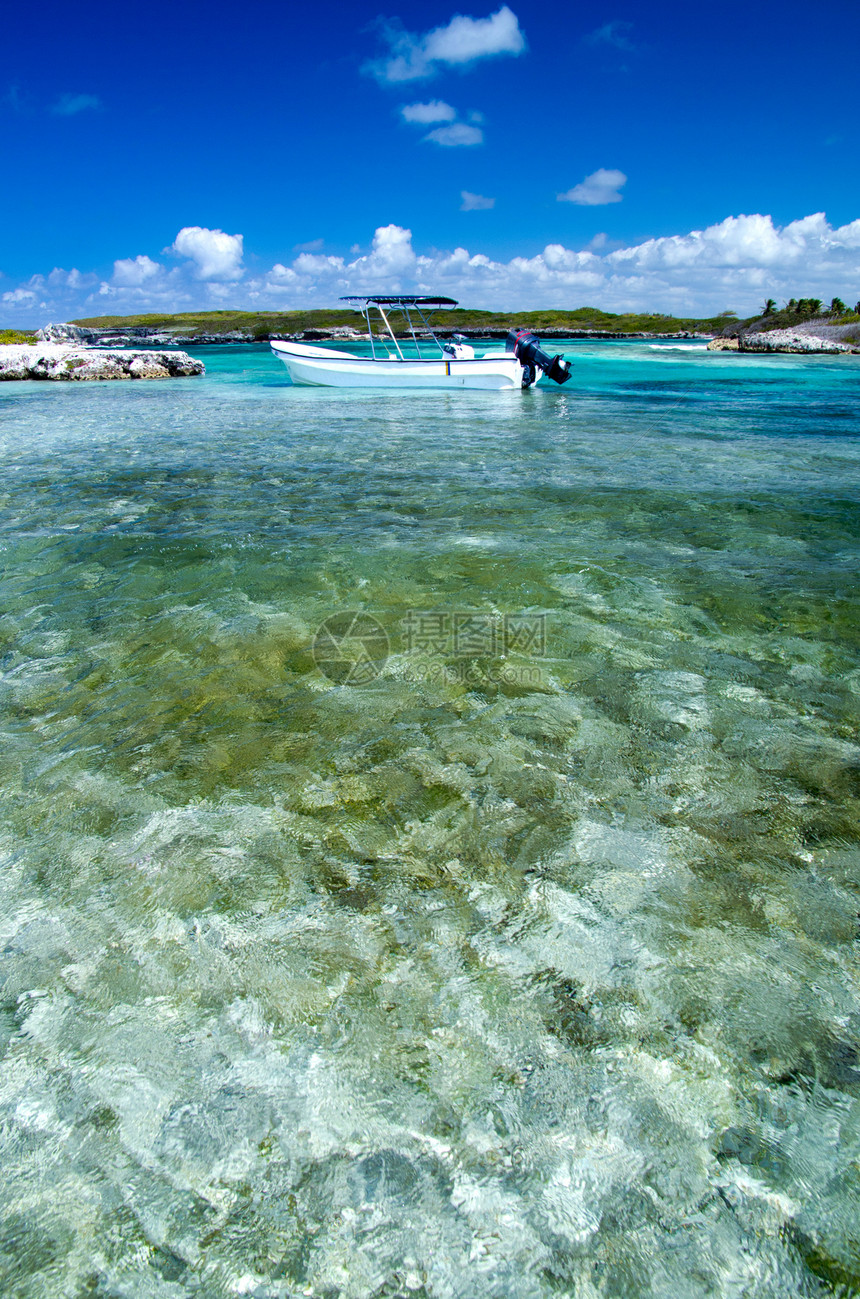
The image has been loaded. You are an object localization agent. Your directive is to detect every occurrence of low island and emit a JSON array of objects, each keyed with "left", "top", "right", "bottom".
[
  {"left": 21, "top": 306, "right": 738, "bottom": 345},
  {"left": 56, "top": 301, "right": 860, "bottom": 352}
]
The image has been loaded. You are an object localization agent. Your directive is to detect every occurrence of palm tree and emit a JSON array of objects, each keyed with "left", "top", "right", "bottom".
[
  {"left": 830, "top": 297, "right": 847, "bottom": 316},
  {"left": 762, "top": 298, "right": 777, "bottom": 316},
  {"left": 786, "top": 298, "right": 797, "bottom": 312}
]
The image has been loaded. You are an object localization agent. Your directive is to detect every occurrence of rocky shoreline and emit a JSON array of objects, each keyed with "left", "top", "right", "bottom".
[
  {"left": 708, "top": 330, "right": 858, "bottom": 355},
  {"left": 0, "top": 343, "right": 205, "bottom": 381},
  {"left": 37, "top": 322, "right": 710, "bottom": 347},
  {"left": 25, "top": 320, "right": 860, "bottom": 358}
]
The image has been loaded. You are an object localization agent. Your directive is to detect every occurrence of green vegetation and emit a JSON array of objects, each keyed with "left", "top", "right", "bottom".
[
  {"left": 70, "top": 306, "right": 741, "bottom": 338},
  {"left": 0, "top": 329, "right": 37, "bottom": 344},
  {"left": 72, "top": 309, "right": 362, "bottom": 338},
  {"left": 749, "top": 298, "right": 860, "bottom": 333},
  {"left": 752, "top": 305, "right": 825, "bottom": 331}
]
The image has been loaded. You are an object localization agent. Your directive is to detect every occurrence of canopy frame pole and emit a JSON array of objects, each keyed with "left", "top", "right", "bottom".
[
  {"left": 377, "top": 305, "right": 405, "bottom": 360},
  {"left": 364, "top": 302, "right": 377, "bottom": 360},
  {"left": 403, "top": 305, "right": 423, "bottom": 359}
]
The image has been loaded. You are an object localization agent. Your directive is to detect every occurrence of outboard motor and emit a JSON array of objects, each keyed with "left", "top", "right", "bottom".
[{"left": 506, "top": 328, "right": 571, "bottom": 387}]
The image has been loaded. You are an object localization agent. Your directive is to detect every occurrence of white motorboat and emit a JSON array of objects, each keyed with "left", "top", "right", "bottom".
[{"left": 270, "top": 296, "right": 571, "bottom": 391}]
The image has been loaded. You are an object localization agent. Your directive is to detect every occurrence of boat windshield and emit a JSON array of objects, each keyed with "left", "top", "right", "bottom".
[{"left": 339, "top": 296, "right": 458, "bottom": 360}]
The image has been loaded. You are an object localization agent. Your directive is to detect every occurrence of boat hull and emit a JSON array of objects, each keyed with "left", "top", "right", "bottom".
[{"left": 270, "top": 340, "right": 526, "bottom": 390}]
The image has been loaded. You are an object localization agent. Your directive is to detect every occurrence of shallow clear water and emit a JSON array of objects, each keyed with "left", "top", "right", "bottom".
[{"left": 1, "top": 340, "right": 859, "bottom": 1297}]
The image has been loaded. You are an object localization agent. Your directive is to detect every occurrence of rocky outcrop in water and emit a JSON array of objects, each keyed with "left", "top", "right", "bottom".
[
  {"left": 0, "top": 344, "right": 205, "bottom": 381},
  {"left": 783, "top": 320, "right": 860, "bottom": 345},
  {"left": 706, "top": 337, "right": 739, "bottom": 351},
  {"left": 740, "top": 330, "right": 855, "bottom": 354},
  {"left": 710, "top": 313, "right": 860, "bottom": 354},
  {"left": 708, "top": 330, "right": 858, "bottom": 354}
]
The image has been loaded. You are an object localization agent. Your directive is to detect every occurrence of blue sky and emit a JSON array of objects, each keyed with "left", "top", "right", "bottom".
[{"left": 2, "top": 0, "right": 859, "bottom": 322}]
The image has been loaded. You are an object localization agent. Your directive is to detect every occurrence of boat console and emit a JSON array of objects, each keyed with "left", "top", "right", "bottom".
[{"left": 442, "top": 335, "right": 475, "bottom": 360}]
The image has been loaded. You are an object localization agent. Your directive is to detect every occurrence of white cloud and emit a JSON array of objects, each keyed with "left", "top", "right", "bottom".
[
  {"left": 4, "top": 85, "right": 26, "bottom": 113},
  {"left": 170, "top": 226, "right": 244, "bottom": 281},
  {"left": 112, "top": 254, "right": 162, "bottom": 287},
  {"left": 94, "top": 268, "right": 191, "bottom": 311},
  {"left": 401, "top": 101, "right": 484, "bottom": 147},
  {"left": 52, "top": 93, "right": 101, "bottom": 116},
  {"left": 292, "top": 252, "right": 345, "bottom": 276},
  {"left": 461, "top": 191, "right": 495, "bottom": 211},
  {"left": 585, "top": 21, "right": 635, "bottom": 51},
  {"left": 260, "top": 226, "right": 418, "bottom": 298},
  {"left": 401, "top": 100, "right": 457, "bottom": 124},
  {"left": 46, "top": 267, "right": 93, "bottom": 289},
  {"left": 424, "top": 6, "right": 525, "bottom": 65},
  {"left": 356, "top": 223, "right": 417, "bottom": 277},
  {"left": 368, "top": 6, "right": 525, "bottom": 83},
  {"left": 2, "top": 287, "right": 38, "bottom": 304},
  {"left": 3, "top": 213, "right": 859, "bottom": 326},
  {"left": 246, "top": 214, "right": 860, "bottom": 315},
  {"left": 267, "top": 262, "right": 299, "bottom": 284},
  {"left": 559, "top": 169, "right": 627, "bottom": 206},
  {"left": 8, "top": 268, "right": 99, "bottom": 307},
  {"left": 425, "top": 122, "right": 484, "bottom": 147}
]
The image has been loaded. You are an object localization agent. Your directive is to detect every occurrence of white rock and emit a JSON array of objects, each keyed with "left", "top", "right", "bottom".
[
  {"left": 740, "top": 330, "right": 853, "bottom": 354},
  {"left": 35, "top": 322, "right": 94, "bottom": 343},
  {"left": 706, "top": 337, "right": 739, "bottom": 351},
  {"left": 0, "top": 343, "right": 204, "bottom": 381},
  {"left": 128, "top": 357, "right": 171, "bottom": 379}
]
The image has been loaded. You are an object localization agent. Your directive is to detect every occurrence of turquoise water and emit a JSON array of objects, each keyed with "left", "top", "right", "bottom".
[{"left": 1, "top": 340, "right": 859, "bottom": 1297}]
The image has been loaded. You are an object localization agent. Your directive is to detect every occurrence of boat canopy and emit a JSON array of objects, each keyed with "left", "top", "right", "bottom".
[
  {"left": 340, "top": 295, "right": 458, "bottom": 308},
  {"left": 338, "top": 295, "right": 460, "bottom": 361}
]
